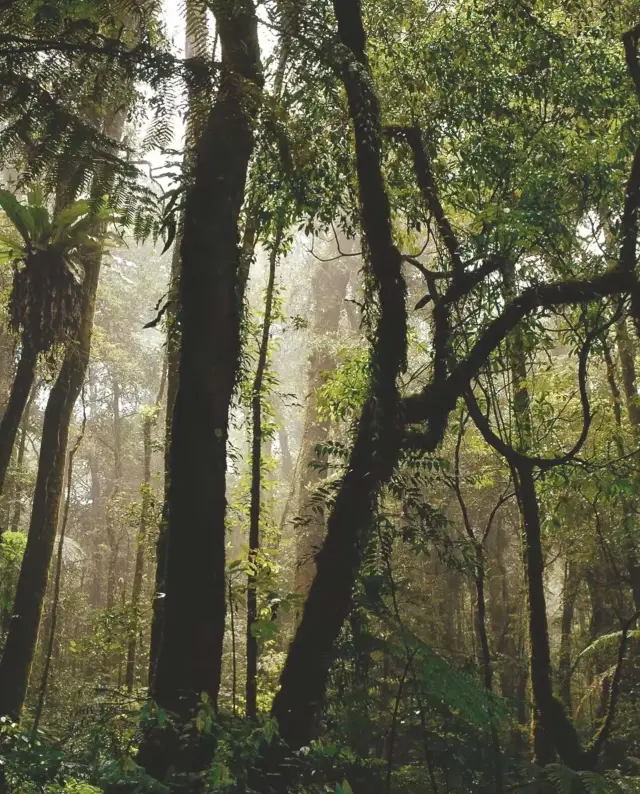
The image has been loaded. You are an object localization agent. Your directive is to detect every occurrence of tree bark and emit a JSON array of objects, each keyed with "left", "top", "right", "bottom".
[
  {"left": 516, "top": 464, "right": 582, "bottom": 768},
  {"left": 151, "top": 0, "right": 263, "bottom": 716},
  {"left": 148, "top": 0, "right": 210, "bottom": 688},
  {"left": 271, "top": 0, "right": 407, "bottom": 748}
]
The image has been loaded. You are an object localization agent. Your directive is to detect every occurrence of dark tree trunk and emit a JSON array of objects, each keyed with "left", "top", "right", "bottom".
[
  {"left": 0, "top": 341, "right": 38, "bottom": 510},
  {"left": 475, "top": 558, "right": 492, "bottom": 691},
  {"left": 0, "top": 250, "right": 100, "bottom": 719},
  {"left": 516, "top": 464, "right": 582, "bottom": 768},
  {"left": 148, "top": 0, "right": 209, "bottom": 686},
  {"left": 271, "top": 0, "right": 407, "bottom": 748},
  {"left": 246, "top": 223, "right": 282, "bottom": 718},
  {"left": 151, "top": 1, "right": 263, "bottom": 716}
]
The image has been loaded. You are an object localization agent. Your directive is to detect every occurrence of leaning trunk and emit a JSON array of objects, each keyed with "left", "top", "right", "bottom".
[{"left": 272, "top": 0, "right": 407, "bottom": 748}]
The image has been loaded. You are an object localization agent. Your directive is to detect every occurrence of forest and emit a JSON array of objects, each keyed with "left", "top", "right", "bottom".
[{"left": 0, "top": 0, "right": 640, "bottom": 791}]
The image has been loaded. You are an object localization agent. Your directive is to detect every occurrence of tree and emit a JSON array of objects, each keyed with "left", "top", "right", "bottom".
[
  {"left": 272, "top": 0, "right": 408, "bottom": 748},
  {"left": 151, "top": 0, "right": 264, "bottom": 720}
]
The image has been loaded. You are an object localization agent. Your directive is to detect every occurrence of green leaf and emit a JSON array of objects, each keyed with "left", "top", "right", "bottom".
[
  {"left": 27, "top": 205, "right": 51, "bottom": 244},
  {"left": 575, "top": 630, "right": 640, "bottom": 663},
  {"left": 0, "top": 189, "right": 35, "bottom": 244},
  {"left": 52, "top": 199, "right": 92, "bottom": 240}
]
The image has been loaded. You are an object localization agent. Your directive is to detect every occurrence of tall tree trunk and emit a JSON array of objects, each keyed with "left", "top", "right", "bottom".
[
  {"left": 0, "top": 246, "right": 101, "bottom": 719},
  {"left": 246, "top": 222, "right": 282, "bottom": 718},
  {"left": 272, "top": 0, "right": 407, "bottom": 748},
  {"left": 105, "top": 378, "right": 122, "bottom": 611},
  {"left": 148, "top": 0, "right": 210, "bottom": 687},
  {"left": 9, "top": 381, "right": 38, "bottom": 533},
  {"left": 515, "top": 464, "right": 582, "bottom": 768},
  {"left": 0, "top": 341, "right": 38, "bottom": 510},
  {"left": 151, "top": 0, "right": 263, "bottom": 716}
]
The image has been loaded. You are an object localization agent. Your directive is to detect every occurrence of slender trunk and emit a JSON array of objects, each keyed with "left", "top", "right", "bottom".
[
  {"left": 229, "top": 580, "right": 237, "bottom": 715},
  {"left": 246, "top": 223, "right": 282, "bottom": 718},
  {"left": 272, "top": 0, "right": 407, "bottom": 748},
  {"left": 516, "top": 464, "right": 581, "bottom": 768},
  {"left": 0, "top": 341, "right": 37, "bottom": 509},
  {"left": 126, "top": 359, "right": 166, "bottom": 690},
  {"left": 105, "top": 379, "right": 122, "bottom": 612},
  {"left": 475, "top": 557, "right": 492, "bottom": 692},
  {"left": 557, "top": 558, "right": 578, "bottom": 712},
  {"left": 126, "top": 416, "right": 153, "bottom": 693},
  {"left": 32, "top": 405, "right": 86, "bottom": 733},
  {"left": 151, "top": 1, "right": 263, "bottom": 716},
  {"left": 0, "top": 248, "right": 100, "bottom": 719},
  {"left": 586, "top": 570, "right": 617, "bottom": 722},
  {"left": 9, "top": 381, "right": 38, "bottom": 533}
]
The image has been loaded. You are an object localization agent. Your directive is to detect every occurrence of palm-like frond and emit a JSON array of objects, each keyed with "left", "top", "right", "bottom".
[{"left": 0, "top": 189, "right": 118, "bottom": 351}]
